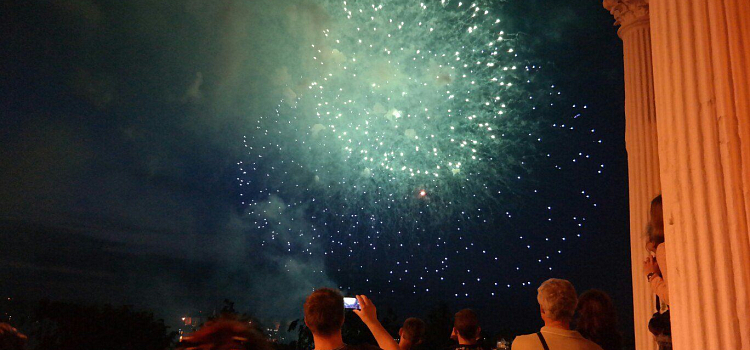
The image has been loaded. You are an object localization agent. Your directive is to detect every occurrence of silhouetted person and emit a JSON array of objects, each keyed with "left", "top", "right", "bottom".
[
  {"left": 449, "top": 309, "right": 484, "bottom": 350},
  {"left": 398, "top": 317, "right": 425, "bottom": 350},
  {"left": 512, "top": 279, "right": 602, "bottom": 350},
  {"left": 576, "top": 290, "right": 622, "bottom": 350},
  {"left": 176, "top": 316, "right": 270, "bottom": 350},
  {"left": 304, "top": 288, "right": 399, "bottom": 350}
]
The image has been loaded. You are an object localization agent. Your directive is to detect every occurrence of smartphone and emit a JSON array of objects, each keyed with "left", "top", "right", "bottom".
[{"left": 343, "top": 297, "right": 360, "bottom": 310}]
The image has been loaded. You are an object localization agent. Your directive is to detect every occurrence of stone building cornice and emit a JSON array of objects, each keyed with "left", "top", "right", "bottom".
[{"left": 603, "top": 0, "right": 649, "bottom": 33}]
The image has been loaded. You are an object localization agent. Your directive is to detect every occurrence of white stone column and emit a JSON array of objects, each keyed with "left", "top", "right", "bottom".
[
  {"left": 649, "top": 0, "right": 750, "bottom": 348},
  {"left": 603, "top": 1, "right": 660, "bottom": 349}
]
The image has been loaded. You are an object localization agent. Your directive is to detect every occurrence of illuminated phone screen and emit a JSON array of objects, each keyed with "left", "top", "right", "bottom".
[{"left": 343, "top": 297, "right": 360, "bottom": 309}]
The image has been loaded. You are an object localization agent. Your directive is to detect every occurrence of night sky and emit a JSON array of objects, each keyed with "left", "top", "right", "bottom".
[{"left": 0, "top": 0, "right": 630, "bottom": 339}]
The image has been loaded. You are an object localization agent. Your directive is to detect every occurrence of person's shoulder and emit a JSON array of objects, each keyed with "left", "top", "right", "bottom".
[
  {"left": 580, "top": 338, "right": 604, "bottom": 350},
  {"left": 345, "top": 344, "right": 382, "bottom": 350},
  {"left": 510, "top": 333, "right": 538, "bottom": 350}
]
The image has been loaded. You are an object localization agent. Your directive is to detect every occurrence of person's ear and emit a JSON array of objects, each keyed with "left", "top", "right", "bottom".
[
  {"left": 540, "top": 306, "right": 545, "bottom": 314},
  {"left": 450, "top": 327, "right": 457, "bottom": 340},
  {"left": 399, "top": 328, "right": 404, "bottom": 338},
  {"left": 476, "top": 326, "right": 482, "bottom": 339}
]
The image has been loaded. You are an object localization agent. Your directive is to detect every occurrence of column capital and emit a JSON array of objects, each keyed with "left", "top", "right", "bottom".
[{"left": 603, "top": 0, "right": 649, "bottom": 33}]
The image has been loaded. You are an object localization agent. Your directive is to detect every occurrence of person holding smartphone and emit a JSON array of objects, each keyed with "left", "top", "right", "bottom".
[{"left": 304, "top": 288, "right": 400, "bottom": 350}]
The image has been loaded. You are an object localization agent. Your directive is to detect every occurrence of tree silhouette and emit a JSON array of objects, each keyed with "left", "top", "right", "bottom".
[
  {"left": 29, "top": 300, "right": 176, "bottom": 350},
  {"left": 421, "top": 303, "right": 454, "bottom": 350}
]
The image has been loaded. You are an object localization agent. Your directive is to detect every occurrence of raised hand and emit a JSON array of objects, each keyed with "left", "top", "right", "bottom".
[
  {"left": 352, "top": 294, "right": 399, "bottom": 350},
  {"left": 353, "top": 295, "right": 378, "bottom": 325}
]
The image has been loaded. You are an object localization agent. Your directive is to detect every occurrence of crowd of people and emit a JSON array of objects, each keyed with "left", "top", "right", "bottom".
[
  {"left": 174, "top": 193, "right": 673, "bottom": 350},
  {"left": 172, "top": 278, "right": 623, "bottom": 350}
]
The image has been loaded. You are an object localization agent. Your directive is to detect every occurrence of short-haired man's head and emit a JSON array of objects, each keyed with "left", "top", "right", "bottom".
[
  {"left": 401, "top": 317, "right": 426, "bottom": 342},
  {"left": 304, "top": 288, "right": 345, "bottom": 336},
  {"left": 454, "top": 309, "right": 480, "bottom": 340},
  {"left": 537, "top": 278, "right": 578, "bottom": 322}
]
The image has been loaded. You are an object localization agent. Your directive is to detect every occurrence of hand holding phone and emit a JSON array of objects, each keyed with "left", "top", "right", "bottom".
[
  {"left": 351, "top": 295, "right": 400, "bottom": 350},
  {"left": 353, "top": 295, "right": 378, "bottom": 324}
]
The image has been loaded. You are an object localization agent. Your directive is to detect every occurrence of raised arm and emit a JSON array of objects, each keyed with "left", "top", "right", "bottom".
[{"left": 353, "top": 295, "right": 400, "bottom": 350}]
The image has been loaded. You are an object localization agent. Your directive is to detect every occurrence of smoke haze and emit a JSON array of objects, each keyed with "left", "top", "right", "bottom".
[{"left": 0, "top": 0, "right": 630, "bottom": 334}]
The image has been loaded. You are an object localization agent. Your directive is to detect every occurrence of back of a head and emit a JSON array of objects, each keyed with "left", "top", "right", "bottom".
[
  {"left": 401, "top": 317, "right": 426, "bottom": 343},
  {"left": 537, "top": 278, "right": 578, "bottom": 322},
  {"left": 0, "top": 323, "right": 26, "bottom": 350},
  {"left": 177, "top": 317, "right": 270, "bottom": 350},
  {"left": 576, "top": 290, "right": 618, "bottom": 338},
  {"left": 304, "top": 288, "right": 345, "bottom": 336},
  {"left": 454, "top": 309, "right": 479, "bottom": 340}
]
